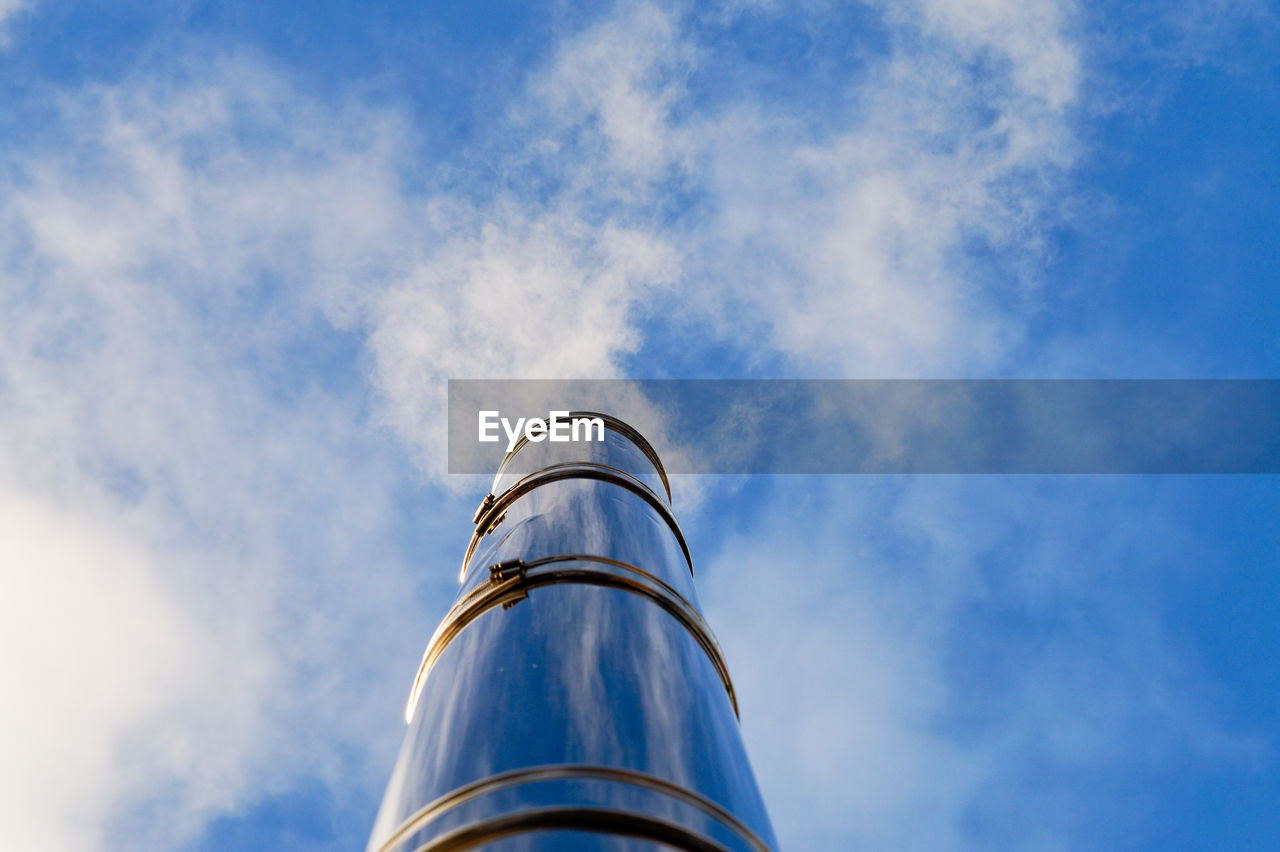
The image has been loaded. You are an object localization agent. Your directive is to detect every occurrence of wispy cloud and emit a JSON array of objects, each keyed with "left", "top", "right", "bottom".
[
  {"left": 0, "top": 55, "right": 433, "bottom": 849},
  {"left": 679, "top": 0, "right": 1082, "bottom": 375},
  {"left": 702, "top": 476, "right": 1268, "bottom": 848},
  {"left": 367, "top": 0, "right": 1085, "bottom": 461},
  {"left": 0, "top": 0, "right": 1270, "bottom": 848},
  {"left": 0, "top": 0, "right": 29, "bottom": 44},
  {"left": 366, "top": 4, "right": 691, "bottom": 472},
  {"left": 0, "top": 492, "right": 212, "bottom": 850}
]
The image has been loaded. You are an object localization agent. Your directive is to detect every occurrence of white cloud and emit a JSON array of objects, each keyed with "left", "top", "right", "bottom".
[
  {"left": 440, "top": 0, "right": 1085, "bottom": 380},
  {"left": 368, "top": 206, "right": 680, "bottom": 472},
  {"left": 703, "top": 476, "right": 1266, "bottom": 848},
  {"left": 357, "top": 4, "right": 701, "bottom": 476},
  {"left": 909, "top": 0, "right": 1081, "bottom": 108},
  {"left": 0, "top": 0, "right": 29, "bottom": 43},
  {"left": 703, "top": 481, "right": 983, "bottom": 849},
  {"left": 0, "top": 492, "right": 215, "bottom": 850},
  {"left": 680, "top": 0, "right": 1082, "bottom": 376},
  {"left": 363, "top": 0, "right": 1088, "bottom": 475},
  {"left": 0, "top": 55, "right": 432, "bottom": 850},
  {"left": 534, "top": 2, "right": 694, "bottom": 182}
]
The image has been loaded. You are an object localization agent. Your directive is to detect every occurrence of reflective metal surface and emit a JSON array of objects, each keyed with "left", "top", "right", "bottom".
[
  {"left": 463, "top": 470, "right": 693, "bottom": 589},
  {"left": 490, "top": 412, "right": 671, "bottom": 502},
  {"left": 368, "top": 416, "right": 777, "bottom": 852}
]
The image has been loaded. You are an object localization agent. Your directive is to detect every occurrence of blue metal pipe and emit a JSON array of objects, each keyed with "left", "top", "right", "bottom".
[{"left": 367, "top": 413, "right": 777, "bottom": 851}]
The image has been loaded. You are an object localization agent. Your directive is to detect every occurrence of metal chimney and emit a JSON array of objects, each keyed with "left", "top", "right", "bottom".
[{"left": 366, "top": 412, "right": 777, "bottom": 851}]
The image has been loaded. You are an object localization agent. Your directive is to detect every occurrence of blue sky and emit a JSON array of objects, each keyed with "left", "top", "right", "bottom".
[{"left": 0, "top": 1, "right": 1277, "bottom": 849}]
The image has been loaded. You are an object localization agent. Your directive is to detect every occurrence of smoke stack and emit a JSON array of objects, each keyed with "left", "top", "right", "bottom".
[{"left": 367, "top": 412, "right": 777, "bottom": 851}]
